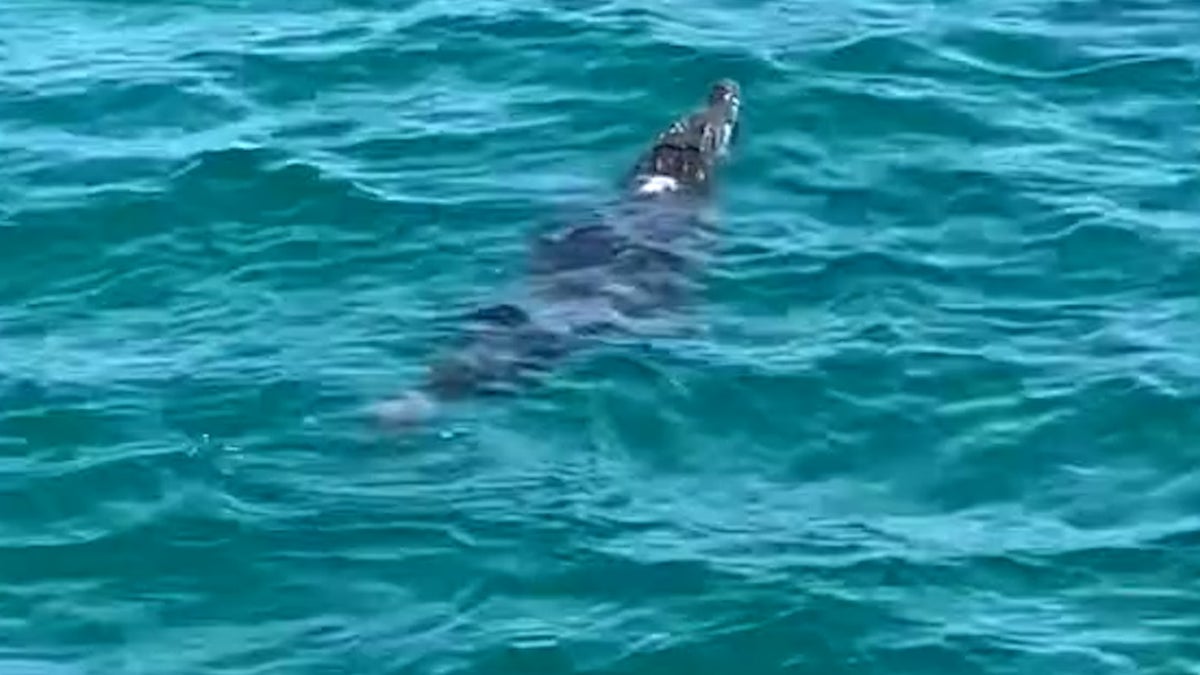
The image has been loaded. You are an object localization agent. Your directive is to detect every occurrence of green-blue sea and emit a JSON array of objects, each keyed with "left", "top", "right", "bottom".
[{"left": 2, "top": 1, "right": 1199, "bottom": 673}]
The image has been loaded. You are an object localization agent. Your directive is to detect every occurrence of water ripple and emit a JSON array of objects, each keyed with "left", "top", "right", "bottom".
[{"left": 2, "top": 0, "right": 1199, "bottom": 672}]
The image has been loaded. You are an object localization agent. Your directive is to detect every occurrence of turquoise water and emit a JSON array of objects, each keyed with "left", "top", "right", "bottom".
[{"left": 2, "top": 1, "right": 1199, "bottom": 672}]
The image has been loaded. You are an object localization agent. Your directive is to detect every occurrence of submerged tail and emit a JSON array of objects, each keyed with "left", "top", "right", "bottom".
[{"left": 371, "top": 302, "right": 578, "bottom": 431}]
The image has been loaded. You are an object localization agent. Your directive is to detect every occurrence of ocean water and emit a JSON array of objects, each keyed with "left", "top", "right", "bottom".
[{"left": 2, "top": 0, "right": 1199, "bottom": 673}]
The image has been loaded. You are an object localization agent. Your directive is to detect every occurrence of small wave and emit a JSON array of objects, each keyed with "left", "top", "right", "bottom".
[
  {"left": 168, "top": 145, "right": 391, "bottom": 226},
  {"left": 1022, "top": 217, "right": 1175, "bottom": 292},
  {"left": 936, "top": 47, "right": 1196, "bottom": 88},
  {"left": 0, "top": 76, "right": 244, "bottom": 140},
  {"left": 812, "top": 32, "right": 947, "bottom": 78}
]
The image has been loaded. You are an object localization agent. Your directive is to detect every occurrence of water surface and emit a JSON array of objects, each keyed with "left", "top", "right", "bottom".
[{"left": 2, "top": 1, "right": 1199, "bottom": 673}]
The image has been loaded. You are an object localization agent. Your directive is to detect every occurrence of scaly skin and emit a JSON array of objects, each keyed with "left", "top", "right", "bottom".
[{"left": 374, "top": 79, "right": 742, "bottom": 431}]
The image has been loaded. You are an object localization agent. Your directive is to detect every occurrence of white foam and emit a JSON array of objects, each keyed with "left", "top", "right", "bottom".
[
  {"left": 637, "top": 174, "right": 679, "bottom": 194},
  {"left": 372, "top": 390, "right": 437, "bottom": 428}
]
